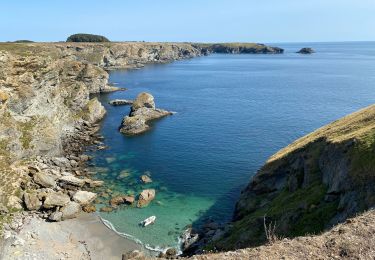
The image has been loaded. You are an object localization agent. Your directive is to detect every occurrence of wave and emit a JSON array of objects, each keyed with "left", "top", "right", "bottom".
[{"left": 99, "top": 216, "right": 183, "bottom": 255}]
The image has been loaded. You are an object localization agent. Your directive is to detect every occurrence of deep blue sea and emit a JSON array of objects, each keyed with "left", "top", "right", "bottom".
[{"left": 90, "top": 42, "right": 375, "bottom": 251}]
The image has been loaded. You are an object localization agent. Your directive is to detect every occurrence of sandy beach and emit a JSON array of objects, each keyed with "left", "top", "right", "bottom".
[{"left": 1, "top": 213, "right": 148, "bottom": 260}]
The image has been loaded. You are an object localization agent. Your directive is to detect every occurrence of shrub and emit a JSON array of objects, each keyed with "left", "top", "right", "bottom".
[{"left": 66, "top": 33, "right": 110, "bottom": 43}]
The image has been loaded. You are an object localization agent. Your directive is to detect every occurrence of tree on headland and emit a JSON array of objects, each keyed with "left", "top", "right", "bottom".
[{"left": 66, "top": 33, "right": 110, "bottom": 43}]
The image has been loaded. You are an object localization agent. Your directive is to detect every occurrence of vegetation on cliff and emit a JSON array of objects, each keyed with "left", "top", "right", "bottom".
[
  {"left": 193, "top": 43, "right": 284, "bottom": 54},
  {"left": 66, "top": 33, "right": 110, "bottom": 42},
  {"left": 213, "top": 105, "right": 375, "bottom": 250}
]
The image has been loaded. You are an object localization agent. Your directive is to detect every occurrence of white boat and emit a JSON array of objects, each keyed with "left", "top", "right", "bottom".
[{"left": 140, "top": 216, "right": 156, "bottom": 227}]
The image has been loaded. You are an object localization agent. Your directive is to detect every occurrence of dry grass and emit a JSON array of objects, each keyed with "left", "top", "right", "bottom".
[
  {"left": 184, "top": 209, "right": 375, "bottom": 260},
  {"left": 268, "top": 104, "right": 375, "bottom": 163}
]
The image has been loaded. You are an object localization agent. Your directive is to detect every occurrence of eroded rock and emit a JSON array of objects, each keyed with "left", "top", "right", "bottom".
[
  {"left": 119, "top": 93, "right": 172, "bottom": 135},
  {"left": 24, "top": 193, "right": 42, "bottom": 211},
  {"left": 137, "top": 189, "right": 156, "bottom": 208},
  {"left": 43, "top": 192, "right": 70, "bottom": 209},
  {"left": 60, "top": 201, "right": 81, "bottom": 220},
  {"left": 33, "top": 172, "right": 56, "bottom": 188},
  {"left": 73, "top": 191, "right": 97, "bottom": 205}
]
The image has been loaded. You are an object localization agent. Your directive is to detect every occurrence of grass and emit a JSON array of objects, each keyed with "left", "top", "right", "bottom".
[
  {"left": 18, "top": 117, "right": 36, "bottom": 149},
  {"left": 267, "top": 104, "right": 375, "bottom": 164}
]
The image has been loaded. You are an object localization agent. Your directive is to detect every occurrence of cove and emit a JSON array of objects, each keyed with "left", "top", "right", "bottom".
[{"left": 89, "top": 42, "right": 375, "bottom": 250}]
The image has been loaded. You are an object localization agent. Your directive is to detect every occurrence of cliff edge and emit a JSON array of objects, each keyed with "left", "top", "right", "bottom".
[{"left": 212, "top": 104, "right": 375, "bottom": 250}]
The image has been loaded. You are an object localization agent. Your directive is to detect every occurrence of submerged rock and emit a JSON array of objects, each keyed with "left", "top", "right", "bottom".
[
  {"left": 100, "top": 206, "right": 114, "bottom": 213},
  {"left": 137, "top": 189, "right": 156, "bottom": 207},
  {"left": 297, "top": 47, "right": 315, "bottom": 54},
  {"left": 140, "top": 175, "right": 152, "bottom": 183},
  {"left": 119, "top": 92, "right": 172, "bottom": 135},
  {"left": 110, "top": 195, "right": 135, "bottom": 207}
]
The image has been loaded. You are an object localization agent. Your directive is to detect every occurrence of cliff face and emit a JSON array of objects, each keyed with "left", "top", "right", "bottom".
[
  {"left": 213, "top": 105, "right": 375, "bottom": 250},
  {"left": 0, "top": 42, "right": 207, "bottom": 212}
]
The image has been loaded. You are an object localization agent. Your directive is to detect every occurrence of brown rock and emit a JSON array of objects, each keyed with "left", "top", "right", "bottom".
[
  {"left": 137, "top": 189, "right": 156, "bottom": 208},
  {"left": 82, "top": 204, "right": 96, "bottom": 213}
]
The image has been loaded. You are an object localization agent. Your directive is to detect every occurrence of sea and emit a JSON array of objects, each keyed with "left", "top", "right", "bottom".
[{"left": 88, "top": 42, "right": 375, "bottom": 252}]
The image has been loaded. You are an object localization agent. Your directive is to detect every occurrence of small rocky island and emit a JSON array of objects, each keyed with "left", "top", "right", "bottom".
[
  {"left": 297, "top": 47, "right": 315, "bottom": 54},
  {"left": 119, "top": 92, "right": 172, "bottom": 135}
]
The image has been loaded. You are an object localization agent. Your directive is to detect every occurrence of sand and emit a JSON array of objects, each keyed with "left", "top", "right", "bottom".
[{"left": 1, "top": 213, "right": 150, "bottom": 260}]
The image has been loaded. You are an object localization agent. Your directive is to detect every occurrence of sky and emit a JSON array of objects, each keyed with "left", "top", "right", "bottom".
[{"left": 1, "top": 0, "right": 375, "bottom": 43}]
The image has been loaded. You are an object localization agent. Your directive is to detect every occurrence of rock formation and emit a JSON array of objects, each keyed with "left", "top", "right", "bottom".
[
  {"left": 137, "top": 189, "right": 156, "bottom": 207},
  {"left": 297, "top": 47, "right": 315, "bottom": 54},
  {"left": 119, "top": 92, "right": 172, "bottom": 135},
  {"left": 109, "top": 99, "right": 134, "bottom": 106},
  {"left": 193, "top": 43, "right": 284, "bottom": 54}
]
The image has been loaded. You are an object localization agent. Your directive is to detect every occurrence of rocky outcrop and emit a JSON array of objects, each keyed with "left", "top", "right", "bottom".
[
  {"left": 297, "top": 47, "right": 315, "bottom": 54},
  {"left": 109, "top": 99, "right": 134, "bottom": 106},
  {"left": 193, "top": 43, "right": 284, "bottom": 54},
  {"left": 137, "top": 189, "right": 156, "bottom": 208},
  {"left": 213, "top": 104, "right": 375, "bottom": 251},
  {"left": 119, "top": 92, "right": 172, "bottom": 135}
]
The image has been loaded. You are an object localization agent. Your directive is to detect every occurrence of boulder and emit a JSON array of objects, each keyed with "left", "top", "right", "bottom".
[
  {"left": 43, "top": 192, "right": 70, "bottom": 208},
  {"left": 140, "top": 175, "right": 152, "bottom": 184},
  {"left": 165, "top": 248, "right": 178, "bottom": 258},
  {"left": 297, "top": 47, "right": 315, "bottom": 54},
  {"left": 73, "top": 191, "right": 97, "bottom": 205},
  {"left": 124, "top": 195, "right": 135, "bottom": 204},
  {"left": 86, "top": 179, "right": 104, "bottom": 188},
  {"left": 48, "top": 211, "right": 63, "bottom": 222},
  {"left": 110, "top": 195, "right": 135, "bottom": 207},
  {"left": 122, "top": 250, "right": 145, "bottom": 260},
  {"left": 137, "top": 189, "right": 156, "bottom": 208},
  {"left": 109, "top": 99, "right": 134, "bottom": 106},
  {"left": 7, "top": 195, "right": 23, "bottom": 210},
  {"left": 110, "top": 196, "right": 125, "bottom": 207},
  {"left": 52, "top": 157, "right": 71, "bottom": 168},
  {"left": 82, "top": 204, "right": 96, "bottom": 213},
  {"left": 60, "top": 201, "right": 81, "bottom": 220},
  {"left": 33, "top": 172, "right": 56, "bottom": 188},
  {"left": 58, "top": 175, "right": 85, "bottom": 187},
  {"left": 23, "top": 193, "right": 42, "bottom": 211}
]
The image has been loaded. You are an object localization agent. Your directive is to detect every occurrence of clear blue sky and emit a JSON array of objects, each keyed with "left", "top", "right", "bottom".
[{"left": 1, "top": 0, "right": 374, "bottom": 43}]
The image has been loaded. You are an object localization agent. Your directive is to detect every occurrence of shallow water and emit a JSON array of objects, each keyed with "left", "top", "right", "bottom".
[{"left": 90, "top": 42, "right": 375, "bottom": 250}]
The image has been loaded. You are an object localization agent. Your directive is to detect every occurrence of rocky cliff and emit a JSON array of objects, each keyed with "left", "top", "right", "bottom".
[
  {"left": 213, "top": 105, "right": 375, "bottom": 250},
  {"left": 0, "top": 42, "right": 207, "bottom": 214}
]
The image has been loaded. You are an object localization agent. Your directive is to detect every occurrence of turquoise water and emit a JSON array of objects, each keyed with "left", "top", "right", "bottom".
[{"left": 90, "top": 42, "right": 375, "bottom": 251}]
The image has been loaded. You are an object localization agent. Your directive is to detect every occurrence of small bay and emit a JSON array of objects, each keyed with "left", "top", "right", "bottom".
[{"left": 90, "top": 42, "right": 375, "bottom": 250}]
